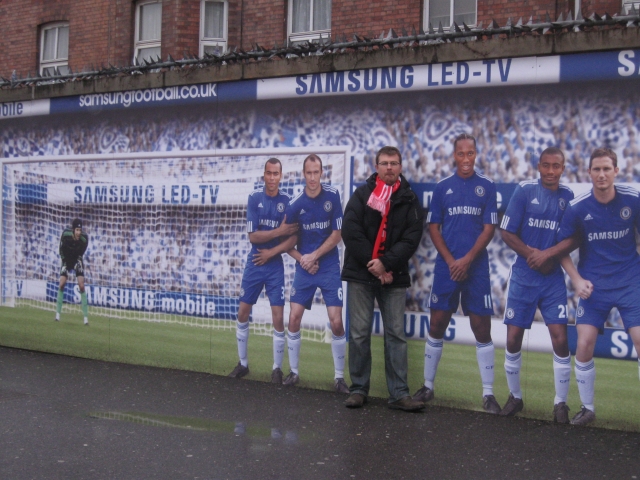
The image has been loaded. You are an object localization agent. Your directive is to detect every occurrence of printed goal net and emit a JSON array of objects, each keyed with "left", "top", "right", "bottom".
[{"left": 1, "top": 148, "right": 349, "bottom": 342}]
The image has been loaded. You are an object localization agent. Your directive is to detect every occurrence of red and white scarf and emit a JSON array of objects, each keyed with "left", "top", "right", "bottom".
[{"left": 367, "top": 176, "right": 400, "bottom": 259}]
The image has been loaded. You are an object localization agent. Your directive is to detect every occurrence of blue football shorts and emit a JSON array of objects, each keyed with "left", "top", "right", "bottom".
[
  {"left": 503, "top": 272, "right": 568, "bottom": 329},
  {"left": 576, "top": 282, "right": 640, "bottom": 332},
  {"left": 429, "top": 264, "right": 493, "bottom": 316},
  {"left": 290, "top": 261, "right": 343, "bottom": 310},
  {"left": 239, "top": 258, "right": 285, "bottom": 307}
]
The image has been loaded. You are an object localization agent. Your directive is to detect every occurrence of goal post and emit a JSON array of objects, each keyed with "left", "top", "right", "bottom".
[{"left": 1, "top": 147, "right": 350, "bottom": 342}]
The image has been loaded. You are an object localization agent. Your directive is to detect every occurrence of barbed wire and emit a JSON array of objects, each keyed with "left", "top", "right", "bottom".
[{"left": 2, "top": 9, "right": 640, "bottom": 90}]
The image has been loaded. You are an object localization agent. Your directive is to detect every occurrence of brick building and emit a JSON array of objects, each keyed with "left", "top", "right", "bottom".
[{"left": 0, "top": 0, "right": 631, "bottom": 80}]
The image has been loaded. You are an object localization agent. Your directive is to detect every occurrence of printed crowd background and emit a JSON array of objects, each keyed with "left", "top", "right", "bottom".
[{"left": 4, "top": 84, "right": 638, "bottom": 327}]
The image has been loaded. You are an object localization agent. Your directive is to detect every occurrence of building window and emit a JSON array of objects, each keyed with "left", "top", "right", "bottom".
[
  {"left": 424, "top": 0, "right": 476, "bottom": 29},
  {"left": 40, "top": 23, "right": 70, "bottom": 76},
  {"left": 288, "top": 0, "right": 331, "bottom": 45},
  {"left": 200, "top": 0, "right": 228, "bottom": 56},
  {"left": 134, "top": 0, "right": 162, "bottom": 64},
  {"left": 623, "top": 1, "right": 640, "bottom": 14}
]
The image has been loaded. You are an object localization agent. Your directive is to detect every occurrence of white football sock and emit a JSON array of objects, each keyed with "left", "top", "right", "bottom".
[
  {"left": 574, "top": 359, "right": 596, "bottom": 412},
  {"left": 553, "top": 353, "right": 571, "bottom": 404},
  {"left": 273, "top": 329, "right": 285, "bottom": 370},
  {"left": 424, "top": 334, "right": 443, "bottom": 390},
  {"left": 287, "top": 330, "right": 301, "bottom": 375},
  {"left": 476, "top": 341, "right": 495, "bottom": 397},
  {"left": 331, "top": 333, "right": 346, "bottom": 379},
  {"left": 235, "top": 321, "right": 249, "bottom": 367},
  {"left": 504, "top": 350, "right": 522, "bottom": 399}
]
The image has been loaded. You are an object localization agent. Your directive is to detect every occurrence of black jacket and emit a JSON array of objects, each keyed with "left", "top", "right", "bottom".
[{"left": 341, "top": 173, "right": 424, "bottom": 288}]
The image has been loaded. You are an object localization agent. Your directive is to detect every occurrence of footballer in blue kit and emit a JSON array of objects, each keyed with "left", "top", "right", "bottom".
[
  {"left": 281, "top": 154, "right": 349, "bottom": 393},
  {"left": 414, "top": 133, "right": 501, "bottom": 413},
  {"left": 229, "top": 158, "right": 299, "bottom": 383},
  {"left": 499, "top": 147, "right": 576, "bottom": 422},
  {"left": 558, "top": 148, "right": 640, "bottom": 426}
]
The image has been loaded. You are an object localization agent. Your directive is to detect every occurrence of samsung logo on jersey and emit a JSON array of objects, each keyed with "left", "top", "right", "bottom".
[
  {"left": 295, "top": 67, "right": 414, "bottom": 96},
  {"left": 528, "top": 218, "right": 558, "bottom": 230},
  {"left": 588, "top": 228, "right": 630, "bottom": 241},
  {"left": 448, "top": 206, "right": 482, "bottom": 216},
  {"left": 259, "top": 219, "right": 280, "bottom": 228},
  {"left": 303, "top": 221, "right": 330, "bottom": 230}
]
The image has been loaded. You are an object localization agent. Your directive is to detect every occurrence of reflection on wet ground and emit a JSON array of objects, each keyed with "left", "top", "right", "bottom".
[
  {"left": 90, "top": 411, "right": 301, "bottom": 444},
  {"left": 2, "top": 346, "right": 640, "bottom": 479}
]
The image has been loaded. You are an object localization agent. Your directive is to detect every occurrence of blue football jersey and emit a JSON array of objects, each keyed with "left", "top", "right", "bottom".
[
  {"left": 427, "top": 171, "right": 498, "bottom": 271},
  {"left": 500, "top": 179, "right": 574, "bottom": 285},
  {"left": 246, "top": 188, "right": 291, "bottom": 258},
  {"left": 558, "top": 185, "right": 640, "bottom": 289},
  {"left": 285, "top": 184, "right": 343, "bottom": 268}
]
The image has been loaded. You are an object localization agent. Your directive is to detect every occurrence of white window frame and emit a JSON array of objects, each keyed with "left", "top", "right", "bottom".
[
  {"left": 287, "top": 0, "right": 331, "bottom": 45},
  {"left": 423, "top": 0, "right": 477, "bottom": 31},
  {"left": 40, "top": 22, "right": 70, "bottom": 76},
  {"left": 623, "top": 0, "right": 640, "bottom": 14},
  {"left": 199, "top": 0, "right": 228, "bottom": 56},
  {"left": 133, "top": 0, "right": 162, "bottom": 65}
]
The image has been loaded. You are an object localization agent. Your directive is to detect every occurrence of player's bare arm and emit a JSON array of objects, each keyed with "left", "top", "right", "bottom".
[
  {"left": 428, "top": 222, "right": 457, "bottom": 269},
  {"left": 560, "top": 255, "right": 593, "bottom": 299},
  {"left": 526, "top": 237, "right": 578, "bottom": 273},
  {"left": 248, "top": 215, "right": 298, "bottom": 244},
  {"left": 252, "top": 234, "right": 298, "bottom": 266},
  {"left": 287, "top": 243, "right": 320, "bottom": 275},
  {"left": 500, "top": 229, "right": 534, "bottom": 261},
  {"left": 299, "top": 229, "right": 342, "bottom": 271}
]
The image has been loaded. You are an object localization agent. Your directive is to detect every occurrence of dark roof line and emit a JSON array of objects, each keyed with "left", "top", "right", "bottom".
[{"left": 2, "top": 10, "right": 639, "bottom": 90}]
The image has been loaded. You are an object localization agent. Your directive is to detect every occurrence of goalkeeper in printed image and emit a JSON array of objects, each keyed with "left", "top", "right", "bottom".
[{"left": 56, "top": 218, "right": 90, "bottom": 325}]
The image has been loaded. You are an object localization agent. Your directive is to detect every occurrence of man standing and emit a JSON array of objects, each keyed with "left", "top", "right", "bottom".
[
  {"left": 341, "top": 146, "right": 425, "bottom": 411},
  {"left": 229, "top": 158, "right": 298, "bottom": 383},
  {"left": 56, "top": 218, "right": 89, "bottom": 325},
  {"left": 283, "top": 154, "right": 348, "bottom": 393},
  {"left": 499, "top": 147, "right": 576, "bottom": 422},
  {"left": 414, "top": 133, "right": 500, "bottom": 413},
  {"left": 558, "top": 148, "right": 640, "bottom": 426}
]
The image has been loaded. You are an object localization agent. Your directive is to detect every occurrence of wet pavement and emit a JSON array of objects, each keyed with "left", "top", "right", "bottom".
[{"left": 1, "top": 345, "right": 639, "bottom": 479}]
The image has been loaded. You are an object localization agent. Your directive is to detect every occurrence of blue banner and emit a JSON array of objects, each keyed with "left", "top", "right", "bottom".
[{"left": 46, "top": 282, "right": 239, "bottom": 320}]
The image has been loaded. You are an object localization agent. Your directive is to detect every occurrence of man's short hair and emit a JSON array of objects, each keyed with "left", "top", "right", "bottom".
[
  {"left": 589, "top": 148, "right": 617, "bottom": 169},
  {"left": 453, "top": 133, "right": 477, "bottom": 151},
  {"left": 375, "top": 146, "right": 402, "bottom": 165},
  {"left": 539, "top": 147, "right": 565, "bottom": 164},
  {"left": 265, "top": 157, "right": 282, "bottom": 172},
  {"left": 303, "top": 153, "right": 322, "bottom": 172}
]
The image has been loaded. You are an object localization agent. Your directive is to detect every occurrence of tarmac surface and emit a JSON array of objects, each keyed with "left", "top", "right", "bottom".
[{"left": 1, "top": 345, "right": 639, "bottom": 480}]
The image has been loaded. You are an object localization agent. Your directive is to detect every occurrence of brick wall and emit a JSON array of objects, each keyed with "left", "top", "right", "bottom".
[
  {"left": 240, "top": 0, "right": 287, "bottom": 49},
  {"left": 0, "top": 0, "right": 629, "bottom": 80},
  {"left": 332, "top": 1, "right": 422, "bottom": 39}
]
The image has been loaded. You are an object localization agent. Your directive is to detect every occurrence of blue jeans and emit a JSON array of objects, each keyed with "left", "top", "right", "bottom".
[{"left": 347, "top": 282, "right": 409, "bottom": 402}]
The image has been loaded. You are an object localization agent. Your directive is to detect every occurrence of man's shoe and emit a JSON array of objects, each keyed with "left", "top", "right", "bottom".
[
  {"left": 228, "top": 362, "right": 249, "bottom": 379},
  {"left": 570, "top": 406, "right": 595, "bottom": 426},
  {"left": 412, "top": 385, "right": 434, "bottom": 403},
  {"left": 483, "top": 394, "right": 501, "bottom": 414},
  {"left": 499, "top": 393, "right": 524, "bottom": 416},
  {"left": 334, "top": 378, "right": 349, "bottom": 394},
  {"left": 388, "top": 396, "right": 425, "bottom": 412},
  {"left": 282, "top": 371, "right": 299, "bottom": 386},
  {"left": 553, "top": 402, "right": 570, "bottom": 424},
  {"left": 84, "top": 317, "right": 89, "bottom": 326},
  {"left": 344, "top": 393, "right": 367, "bottom": 408},
  {"left": 271, "top": 367, "right": 283, "bottom": 384}
]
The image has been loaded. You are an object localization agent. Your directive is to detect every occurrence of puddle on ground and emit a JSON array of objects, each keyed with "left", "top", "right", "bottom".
[{"left": 88, "top": 411, "right": 301, "bottom": 444}]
